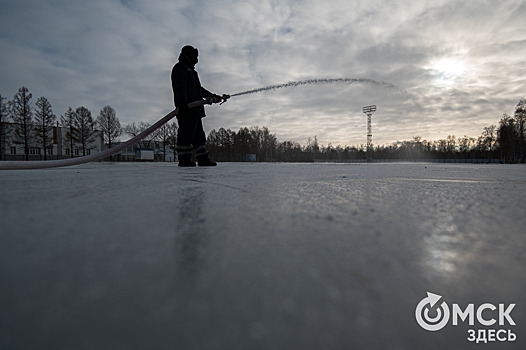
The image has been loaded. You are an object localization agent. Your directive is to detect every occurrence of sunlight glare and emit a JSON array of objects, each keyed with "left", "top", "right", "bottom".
[{"left": 433, "top": 58, "right": 466, "bottom": 84}]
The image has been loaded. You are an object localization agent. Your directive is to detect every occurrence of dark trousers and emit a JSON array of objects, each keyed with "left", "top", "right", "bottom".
[{"left": 176, "top": 116, "right": 208, "bottom": 160}]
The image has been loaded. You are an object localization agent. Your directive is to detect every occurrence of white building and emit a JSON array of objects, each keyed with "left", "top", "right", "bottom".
[
  {"left": 1, "top": 122, "right": 179, "bottom": 162},
  {"left": 110, "top": 141, "right": 177, "bottom": 162},
  {"left": 0, "top": 122, "right": 104, "bottom": 161}
]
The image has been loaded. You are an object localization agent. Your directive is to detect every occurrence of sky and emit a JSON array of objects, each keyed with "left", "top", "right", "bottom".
[{"left": 1, "top": 0, "right": 525, "bottom": 146}]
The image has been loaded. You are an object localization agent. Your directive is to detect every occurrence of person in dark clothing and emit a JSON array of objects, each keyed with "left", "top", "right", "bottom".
[{"left": 171, "top": 45, "right": 225, "bottom": 167}]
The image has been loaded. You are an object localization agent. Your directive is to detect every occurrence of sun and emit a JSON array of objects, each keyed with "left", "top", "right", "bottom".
[{"left": 431, "top": 57, "right": 466, "bottom": 85}]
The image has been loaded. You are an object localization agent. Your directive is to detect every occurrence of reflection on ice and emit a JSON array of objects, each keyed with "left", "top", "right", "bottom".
[
  {"left": 424, "top": 217, "right": 461, "bottom": 274},
  {"left": 175, "top": 187, "right": 207, "bottom": 279}
]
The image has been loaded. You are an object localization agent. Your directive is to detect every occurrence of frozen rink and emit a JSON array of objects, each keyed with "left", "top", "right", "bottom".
[{"left": 1, "top": 162, "right": 525, "bottom": 349}]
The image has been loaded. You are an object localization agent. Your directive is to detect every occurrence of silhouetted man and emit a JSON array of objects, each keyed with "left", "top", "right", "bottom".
[{"left": 171, "top": 45, "right": 225, "bottom": 167}]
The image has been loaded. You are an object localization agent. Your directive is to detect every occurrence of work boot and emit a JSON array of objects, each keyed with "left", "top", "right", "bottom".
[
  {"left": 178, "top": 154, "right": 196, "bottom": 167},
  {"left": 178, "top": 160, "right": 196, "bottom": 167},
  {"left": 197, "top": 154, "right": 217, "bottom": 166}
]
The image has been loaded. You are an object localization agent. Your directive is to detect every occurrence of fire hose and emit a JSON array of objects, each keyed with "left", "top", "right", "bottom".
[{"left": 0, "top": 95, "right": 229, "bottom": 170}]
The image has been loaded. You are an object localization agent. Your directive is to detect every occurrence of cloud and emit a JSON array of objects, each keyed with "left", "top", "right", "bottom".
[{"left": 0, "top": 0, "right": 525, "bottom": 146}]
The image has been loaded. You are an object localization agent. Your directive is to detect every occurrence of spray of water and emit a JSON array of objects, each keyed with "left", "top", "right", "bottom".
[{"left": 230, "top": 78, "right": 400, "bottom": 97}]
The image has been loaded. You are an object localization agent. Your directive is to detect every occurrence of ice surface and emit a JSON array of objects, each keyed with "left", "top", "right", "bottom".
[{"left": 1, "top": 162, "right": 525, "bottom": 349}]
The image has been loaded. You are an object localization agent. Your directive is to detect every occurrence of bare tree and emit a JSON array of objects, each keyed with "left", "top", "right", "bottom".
[
  {"left": 34, "top": 97, "right": 56, "bottom": 160},
  {"left": 168, "top": 121, "right": 178, "bottom": 161},
  {"left": 96, "top": 105, "right": 121, "bottom": 150},
  {"left": 0, "top": 94, "right": 10, "bottom": 160},
  {"left": 60, "top": 107, "right": 77, "bottom": 158},
  {"left": 10, "top": 87, "right": 33, "bottom": 160},
  {"left": 123, "top": 122, "right": 139, "bottom": 135},
  {"left": 157, "top": 123, "right": 174, "bottom": 161},
  {"left": 478, "top": 125, "right": 497, "bottom": 160},
  {"left": 123, "top": 122, "right": 159, "bottom": 148},
  {"left": 73, "top": 106, "right": 96, "bottom": 156},
  {"left": 446, "top": 135, "right": 457, "bottom": 156},
  {"left": 304, "top": 135, "right": 320, "bottom": 160}
]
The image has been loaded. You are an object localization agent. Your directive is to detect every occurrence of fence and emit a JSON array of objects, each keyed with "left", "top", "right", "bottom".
[{"left": 314, "top": 159, "right": 501, "bottom": 164}]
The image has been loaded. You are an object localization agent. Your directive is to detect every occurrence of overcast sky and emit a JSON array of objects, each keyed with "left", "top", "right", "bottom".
[{"left": 1, "top": 0, "right": 525, "bottom": 146}]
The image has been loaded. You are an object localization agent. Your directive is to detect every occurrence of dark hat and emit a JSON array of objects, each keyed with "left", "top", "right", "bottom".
[{"left": 181, "top": 45, "right": 198, "bottom": 65}]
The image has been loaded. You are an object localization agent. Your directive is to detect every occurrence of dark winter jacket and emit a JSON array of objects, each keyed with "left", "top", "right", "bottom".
[{"left": 171, "top": 54, "right": 216, "bottom": 118}]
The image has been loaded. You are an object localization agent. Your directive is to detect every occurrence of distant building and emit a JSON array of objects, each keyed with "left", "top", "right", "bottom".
[
  {"left": 109, "top": 140, "right": 176, "bottom": 162},
  {"left": 135, "top": 148, "right": 154, "bottom": 161},
  {"left": 0, "top": 121, "right": 179, "bottom": 162},
  {"left": 0, "top": 122, "right": 104, "bottom": 161}
]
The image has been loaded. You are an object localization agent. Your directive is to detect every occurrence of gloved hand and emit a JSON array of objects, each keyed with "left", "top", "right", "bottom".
[
  {"left": 178, "top": 101, "right": 189, "bottom": 114},
  {"left": 213, "top": 95, "right": 223, "bottom": 103}
]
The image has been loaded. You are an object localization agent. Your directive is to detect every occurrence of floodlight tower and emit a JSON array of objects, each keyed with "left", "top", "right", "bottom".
[{"left": 363, "top": 105, "right": 376, "bottom": 162}]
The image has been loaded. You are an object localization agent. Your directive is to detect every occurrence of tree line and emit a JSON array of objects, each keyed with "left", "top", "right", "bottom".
[
  {"left": 206, "top": 98, "right": 526, "bottom": 164},
  {"left": 2, "top": 86, "right": 524, "bottom": 163}
]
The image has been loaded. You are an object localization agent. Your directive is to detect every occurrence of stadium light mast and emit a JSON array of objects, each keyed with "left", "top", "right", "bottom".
[{"left": 363, "top": 105, "right": 376, "bottom": 163}]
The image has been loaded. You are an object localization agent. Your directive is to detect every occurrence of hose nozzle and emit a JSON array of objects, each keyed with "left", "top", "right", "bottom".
[{"left": 220, "top": 94, "right": 230, "bottom": 105}]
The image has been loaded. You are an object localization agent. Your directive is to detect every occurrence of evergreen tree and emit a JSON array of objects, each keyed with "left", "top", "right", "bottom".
[
  {"left": 514, "top": 98, "right": 526, "bottom": 163},
  {"left": 497, "top": 113, "right": 520, "bottom": 163},
  {"left": 235, "top": 127, "right": 251, "bottom": 161}
]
